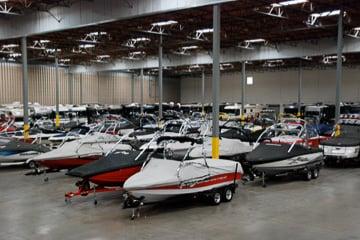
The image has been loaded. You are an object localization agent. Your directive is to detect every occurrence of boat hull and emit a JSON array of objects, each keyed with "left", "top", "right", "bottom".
[
  {"left": 128, "top": 172, "right": 241, "bottom": 203},
  {"left": 38, "top": 156, "right": 100, "bottom": 170},
  {"left": 253, "top": 152, "right": 323, "bottom": 176},
  {"left": 89, "top": 166, "right": 142, "bottom": 186}
]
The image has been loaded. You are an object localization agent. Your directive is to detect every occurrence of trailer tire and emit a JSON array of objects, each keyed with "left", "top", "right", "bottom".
[
  {"left": 222, "top": 187, "right": 233, "bottom": 202},
  {"left": 312, "top": 168, "right": 319, "bottom": 179},
  {"left": 27, "top": 160, "right": 37, "bottom": 169},
  {"left": 304, "top": 170, "right": 312, "bottom": 181},
  {"left": 209, "top": 191, "right": 222, "bottom": 205}
]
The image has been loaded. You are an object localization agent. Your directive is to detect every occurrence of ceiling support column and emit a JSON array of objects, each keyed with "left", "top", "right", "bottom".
[
  {"left": 241, "top": 61, "right": 246, "bottom": 118},
  {"left": 297, "top": 60, "right": 303, "bottom": 117},
  {"left": 335, "top": 9, "right": 344, "bottom": 123},
  {"left": 158, "top": 35, "right": 163, "bottom": 119},
  {"left": 131, "top": 73, "right": 135, "bottom": 103},
  {"left": 21, "top": 37, "right": 29, "bottom": 140},
  {"left": 201, "top": 69, "right": 205, "bottom": 114},
  {"left": 55, "top": 56, "right": 60, "bottom": 128},
  {"left": 140, "top": 69, "right": 144, "bottom": 114},
  {"left": 212, "top": 4, "right": 220, "bottom": 160}
]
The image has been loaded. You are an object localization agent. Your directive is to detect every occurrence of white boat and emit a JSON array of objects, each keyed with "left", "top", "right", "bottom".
[
  {"left": 28, "top": 133, "right": 131, "bottom": 170},
  {"left": 123, "top": 136, "right": 243, "bottom": 212}
]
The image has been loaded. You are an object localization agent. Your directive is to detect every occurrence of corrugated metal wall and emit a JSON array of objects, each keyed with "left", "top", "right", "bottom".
[
  {"left": 0, "top": 62, "right": 23, "bottom": 103},
  {"left": 0, "top": 63, "right": 177, "bottom": 105}
]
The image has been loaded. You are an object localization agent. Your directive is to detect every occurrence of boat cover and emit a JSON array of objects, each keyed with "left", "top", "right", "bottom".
[
  {"left": 0, "top": 140, "right": 49, "bottom": 153},
  {"left": 246, "top": 143, "right": 322, "bottom": 164},
  {"left": 321, "top": 125, "right": 360, "bottom": 147},
  {"left": 67, "top": 149, "right": 187, "bottom": 178},
  {"left": 66, "top": 150, "right": 150, "bottom": 178}
]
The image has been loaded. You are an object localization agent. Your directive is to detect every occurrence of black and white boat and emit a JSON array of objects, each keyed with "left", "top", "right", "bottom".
[
  {"left": 244, "top": 121, "right": 324, "bottom": 186},
  {"left": 320, "top": 115, "right": 360, "bottom": 164}
]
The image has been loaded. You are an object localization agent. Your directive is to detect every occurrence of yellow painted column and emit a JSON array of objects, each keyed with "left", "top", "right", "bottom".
[
  {"left": 55, "top": 114, "right": 60, "bottom": 128},
  {"left": 212, "top": 137, "right": 219, "bottom": 159},
  {"left": 23, "top": 123, "right": 30, "bottom": 140}
]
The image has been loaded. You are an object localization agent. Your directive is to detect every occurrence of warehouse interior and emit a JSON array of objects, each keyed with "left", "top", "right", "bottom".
[{"left": 1, "top": 0, "right": 360, "bottom": 239}]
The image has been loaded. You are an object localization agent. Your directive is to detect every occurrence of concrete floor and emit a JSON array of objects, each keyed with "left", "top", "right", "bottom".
[{"left": 1, "top": 167, "right": 360, "bottom": 240}]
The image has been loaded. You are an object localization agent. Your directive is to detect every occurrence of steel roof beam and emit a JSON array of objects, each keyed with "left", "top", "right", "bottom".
[
  {"left": 69, "top": 37, "right": 360, "bottom": 73},
  {"left": 0, "top": 0, "right": 235, "bottom": 40}
]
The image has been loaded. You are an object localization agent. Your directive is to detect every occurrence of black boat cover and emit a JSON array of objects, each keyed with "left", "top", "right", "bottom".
[
  {"left": 321, "top": 125, "right": 360, "bottom": 147},
  {"left": 0, "top": 140, "right": 50, "bottom": 153},
  {"left": 245, "top": 143, "right": 322, "bottom": 164},
  {"left": 220, "top": 128, "right": 263, "bottom": 142},
  {"left": 321, "top": 137, "right": 360, "bottom": 147},
  {"left": 66, "top": 150, "right": 150, "bottom": 178}
]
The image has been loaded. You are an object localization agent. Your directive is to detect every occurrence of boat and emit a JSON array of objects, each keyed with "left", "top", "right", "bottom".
[
  {"left": 320, "top": 115, "right": 360, "bottom": 165},
  {"left": 243, "top": 121, "right": 324, "bottom": 186},
  {"left": 0, "top": 138, "right": 50, "bottom": 168},
  {"left": 123, "top": 136, "right": 243, "bottom": 218},
  {"left": 28, "top": 132, "right": 131, "bottom": 170}
]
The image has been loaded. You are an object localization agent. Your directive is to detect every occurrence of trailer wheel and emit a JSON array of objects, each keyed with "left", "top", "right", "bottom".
[
  {"left": 27, "top": 160, "right": 37, "bottom": 169},
  {"left": 304, "top": 170, "right": 312, "bottom": 181},
  {"left": 209, "top": 191, "right": 222, "bottom": 205},
  {"left": 312, "top": 168, "right": 319, "bottom": 179},
  {"left": 222, "top": 188, "right": 233, "bottom": 202}
]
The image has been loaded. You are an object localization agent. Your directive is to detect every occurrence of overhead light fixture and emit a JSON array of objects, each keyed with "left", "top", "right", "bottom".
[
  {"left": 28, "top": 40, "right": 50, "bottom": 50},
  {"left": 347, "top": 27, "right": 360, "bottom": 38},
  {"left": 123, "top": 37, "right": 151, "bottom": 48},
  {"left": 88, "top": 31, "right": 107, "bottom": 36},
  {"left": 45, "top": 48, "right": 61, "bottom": 53},
  {"left": 9, "top": 53, "right": 21, "bottom": 57},
  {"left": 322, "top": 55, "right": 346, "bottom": 64},
  {"left": 79, "top": 44, "right": 95, "bottom": 49},
  {"left": 151, "top": 20, "right": 178, "bottom": 26},
  {"left": 306, "top": 10, "right": 342, "bottom": 26},
  {"left": 97, "top": 55, "right": 110, "bottom": 59},
  {"left": 59, "top": 58, "right": 70, "bottom": 63},
  {"left": 0, "top": 44, "right": 19, "bottom": 54},
  {"left": 263, "top": 59, "right": 284, "bottom": 67},
  {"left": 220, "top": 63, "right": 234, "bottom": 70},
  {"left": 2, "top": 44, "right": 19, "bottom": 48},
  {"left": 238, "top": 39, "right": 267, "bottom": 49},
  {"left": 196, "top": 28, "right": 213, "bottom": 34},
  {"left": 272, "top": 0, "right": 308, "bottom": 7},
  {"left": 191, "top": 28, "right": 214, "bottom": 41},
  {"left": 172, "top": 45, "right": 199, "bottom": 55}
]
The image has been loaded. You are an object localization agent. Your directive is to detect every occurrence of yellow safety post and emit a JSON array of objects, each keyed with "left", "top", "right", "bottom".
[
  {"left": 212, "top": 137, "right": 219, "bottom": 159},
  {"left": 23, "top": 123, "right": 30, "bottom": 140},
  {"left": 335, "top": 124, "right": 341, "bottom": 137},
  {"left": 55, "top": 114, "right": 61, "bottom": 128}
]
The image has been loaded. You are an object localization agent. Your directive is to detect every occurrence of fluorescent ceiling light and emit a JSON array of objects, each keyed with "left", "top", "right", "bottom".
[
  {"left": 272, "top": 0, "right": 308, "bottom": 7},
  {"left": 196, "top": 28, "right": 213, "bottom": 34},
  {"left": 311, "top": 10, "right": 340, "bottom": 18},
  {"left": 79, "top": 44, "right": 95, "bottom": 49},
  {"left": 182, "top": 45, "right": 198, "bottom": 50},
  {"left": 133, "top": 37, "right": 150, "bottom": 42},
  {"left": 40, "top": 40, "right": 50, "bottom": 43},
  {"left": 2, "top": 44, "right": 18, "bottom": 48},
  {"left": 88, "top": 32, "right": 107, "bottom": 36},
  {"left": 130, "top": 51, "right": 145, "bottom": 55},
  {"left": 152, "top": 20, "right": 178, "bottom": 26},
  {"left": 60, "top": 59, "right": 70, "bottom": 63},
  {"left": 9, "top": 53, "right": 21, "bottom": 57},
  {"left": 97, "top": 55, "right": 110, "bottom": 58},
  {"left": 245, "top": 38, "right": 266, "bottom": 43}
]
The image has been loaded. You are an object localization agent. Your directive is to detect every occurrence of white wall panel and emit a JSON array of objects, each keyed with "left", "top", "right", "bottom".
[{"left": 181, "top": 67, "right": 360, "bottom": 104}]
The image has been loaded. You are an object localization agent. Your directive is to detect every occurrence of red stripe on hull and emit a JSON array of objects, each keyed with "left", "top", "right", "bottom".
[
  {"left": 90, "top": 166, "right": 141, "bottom": 186},
  {"left": 150, "top": 172, "right": 242, "bottom": 190},
  {"left": 39, "top": 156, "right": 100, "bottom": 170}
]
